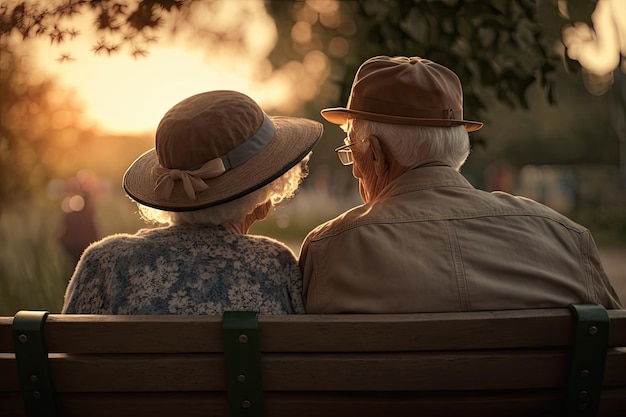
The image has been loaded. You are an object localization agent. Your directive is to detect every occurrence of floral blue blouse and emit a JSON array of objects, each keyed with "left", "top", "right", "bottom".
[{"left": 62, "top": 225, "right": 305, "bottom": 314}]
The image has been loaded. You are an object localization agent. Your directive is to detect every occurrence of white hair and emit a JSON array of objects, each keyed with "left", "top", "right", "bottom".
[
  {"left": 136, "top": 155, "right": 310, "bottom": 226},
  {"left": 349, "top": 119, "right": 470, "bottom": 170}
]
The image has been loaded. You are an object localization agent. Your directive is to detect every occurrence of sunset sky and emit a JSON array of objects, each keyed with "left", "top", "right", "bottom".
[
  {"left": 29, "top": 1, "right": 291, "bottom": 135},
  {"left": 21, "top": 0, "right": 626, "bottom": 136}
]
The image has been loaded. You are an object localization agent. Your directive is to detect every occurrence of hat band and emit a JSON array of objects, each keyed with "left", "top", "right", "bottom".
[
  {"left": 220, "top": 113, "right": 276, "bottom": 171},
  {"left": 350, "top": 95, "right": 462, "bottom": 120},
  {"left": 152, "top": 113, "right": 276, "bottom": 200}
]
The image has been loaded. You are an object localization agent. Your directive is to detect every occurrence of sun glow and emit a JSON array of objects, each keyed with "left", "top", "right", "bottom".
[{"left": 28, "top": 1, "right": 289, "bottom": 135}]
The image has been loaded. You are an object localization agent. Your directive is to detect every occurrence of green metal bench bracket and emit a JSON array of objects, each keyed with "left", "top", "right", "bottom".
[
  {"left": 222, "top": 311, "right": 264, "bottom": 417},
  {"left": 565, "top": 304, "right": 610, "bottom": 417},
  {"left": 12, "top": 310, "right": 57, "bottom": 417}
]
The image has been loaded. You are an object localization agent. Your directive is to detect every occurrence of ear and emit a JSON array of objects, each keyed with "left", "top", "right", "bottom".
[{"left": 368, "top": 135, "right": 387, "bottom": 177}]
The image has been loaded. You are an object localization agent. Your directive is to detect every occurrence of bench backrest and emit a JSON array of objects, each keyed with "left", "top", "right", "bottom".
[{"left": 1, "top": 306, "right": 625, "bottom": 417}]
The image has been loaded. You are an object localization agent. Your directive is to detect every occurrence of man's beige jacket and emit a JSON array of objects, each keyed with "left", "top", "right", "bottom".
[{"left": 300, "top": 166, "right": 622, "bottom": 313}]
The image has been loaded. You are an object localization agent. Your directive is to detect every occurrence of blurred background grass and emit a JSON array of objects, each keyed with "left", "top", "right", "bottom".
[
  {"left": 0, "top": 191, "right": 144, "bottom": 314},
  {"left": 0, "top": 199, "right": 68, "bottom": 314}
]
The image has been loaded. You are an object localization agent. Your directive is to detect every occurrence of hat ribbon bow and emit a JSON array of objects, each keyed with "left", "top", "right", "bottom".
[
  {"left": 152, "top": 158, "right": 226, "bottom": 200},
  {"left": 150, "top": 114, "right": 276, "bottom": 201}
]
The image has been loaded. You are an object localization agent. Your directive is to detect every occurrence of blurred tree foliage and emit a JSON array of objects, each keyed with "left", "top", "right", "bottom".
[
  {"left": 0, "top": 0, "right": 186, "bottom": 58},
  {"left": 0, "top": 45, "right": 97, "bottom": 213},
  {"left": 0, "top": 0, "right": 252, "bottom": 59},
  {"left": 266, "top": 0, "right": 563, "bottom": 125},
  {"left": 0, "top": 47, "right": 50, "bottom": 208}
]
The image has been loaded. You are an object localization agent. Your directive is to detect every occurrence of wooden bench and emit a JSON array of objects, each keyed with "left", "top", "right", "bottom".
[{"left": 1, "top": 305, "right": 625, "bottom": 417}]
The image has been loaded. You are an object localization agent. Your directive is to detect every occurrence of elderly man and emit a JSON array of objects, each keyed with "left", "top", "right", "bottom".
[{"left": 300, "top": 55, "right": 622, "bottom": 313}]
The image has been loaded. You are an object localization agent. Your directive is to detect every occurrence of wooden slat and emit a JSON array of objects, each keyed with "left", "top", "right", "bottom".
[
  {"left": 0, "top": 392, "right": 26, "bottom": 417},
  {"left": 0, "top": 349, "right": 616, "bottom": 392},
  {"left": 42, "top": 315, "right": 223, "bottom": 354},
  {"left": 262, "top": 350, "right": 570, "bottom": 391},
  {"left": 0, "top": 317, "right": 13, "bottom": 352},
  {"left": 598, "top": 390, "right": 626, "bottom": 417},
  {"left": 2, "top": 348, "right": 623, "bottom": 393},
  {"left": 265, "top": 391, "right": 565, "bottom": 417},
  {"left": 2, "top": 390, "right": 625, "bottom": 417},
  {"left": 0, "top": 354, "right": 18, "bottom": 391},
  {"left": 605, "top": 347, "right": 626, "bottom": 385},
  {"left": 1, "top": 309, "right": 624, "bottom": 354},
  {"left": 0, "top": 392, "right": 227, "bottom": 417},
  {"left": 260, "top": 310, "right": 577, "bottom": 352}
]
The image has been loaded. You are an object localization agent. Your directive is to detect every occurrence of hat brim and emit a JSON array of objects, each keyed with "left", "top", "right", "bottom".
[
  {"left": 321, "top": 107, "right": 483, "bottom": 132},
  {"left": 123, "top": 116, "right": 323, "bottom": 212}
]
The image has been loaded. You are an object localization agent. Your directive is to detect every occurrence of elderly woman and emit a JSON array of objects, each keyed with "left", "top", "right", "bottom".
[{"left": 63, "top": 90, "right": 322, "bottom": 314}]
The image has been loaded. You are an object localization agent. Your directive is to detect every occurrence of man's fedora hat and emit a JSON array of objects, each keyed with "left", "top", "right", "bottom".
[
  {"left": 124, "top": 90, "right": 323, "bottom": 212},
  {"left": 321, "top": 56, "right": 483, "bottom": 132}
]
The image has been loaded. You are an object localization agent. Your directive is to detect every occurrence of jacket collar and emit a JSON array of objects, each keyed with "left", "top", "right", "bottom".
[{"left": 376, "top": 164, "right": 475, "bottom": 200}]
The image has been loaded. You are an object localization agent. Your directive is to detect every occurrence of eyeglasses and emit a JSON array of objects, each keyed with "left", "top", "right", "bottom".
[{"left": 334, "top": 137, "right": 362, "bottom": 166}]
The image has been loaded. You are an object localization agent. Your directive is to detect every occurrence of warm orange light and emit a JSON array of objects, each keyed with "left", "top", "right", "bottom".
[
  {"left": 28, "top": 1, "right": 289, "bottom": 135},
  {"left": 291, "top": 21, "right": 313, "bottom": 44}
]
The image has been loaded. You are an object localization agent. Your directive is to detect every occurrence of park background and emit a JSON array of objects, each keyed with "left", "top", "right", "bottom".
[{"left": 1, "top": 0, "right": 625, "bottom": 315}]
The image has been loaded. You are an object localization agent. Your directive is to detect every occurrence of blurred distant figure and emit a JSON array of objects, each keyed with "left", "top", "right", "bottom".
[
  {"left": 300, "top": 55, "right": 622, "bottom": 313},
  {"left": 54, "top": 170, "right": 101, "bottom": 269},
  {"left": 63, "top": 90, "right": 322, "bottom": 315}
]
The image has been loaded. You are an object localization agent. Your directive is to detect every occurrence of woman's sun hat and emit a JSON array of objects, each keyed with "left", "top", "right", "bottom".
[
  {"left": 321, "top": 55, "right": 483, "bottom": 132},
  {"left": 123, "top": 90, "right": 323, "bottom": 211}
]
